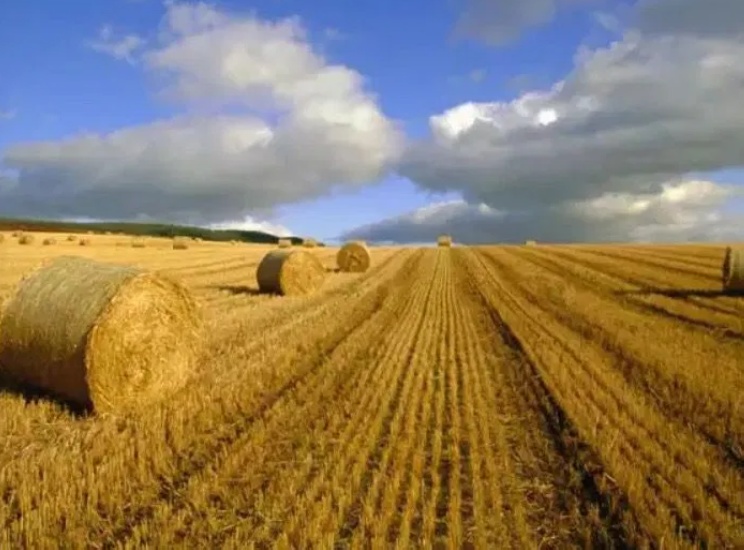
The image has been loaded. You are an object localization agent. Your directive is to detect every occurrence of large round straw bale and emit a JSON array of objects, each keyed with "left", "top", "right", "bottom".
[
  {"left": 18, "top": 234, "right": 34, "bottom": 245},
  {"left": 42, "top": 237, "right": 57, "bottom": 246},
  {"left": 172, "top": 237, "right": 189, "bottom": 250},
  {"left": 437, "top": 234, "right": 452, "bottom": 247},
  {"left": 277, "top": 238, "right": 292, "bottom": 249},
  {"left": 303, "top": 238, "right": 318, "bottom": 248},
  {"left": 0, "top": 256, "right": 202, "bottom": 413},
  {"left": 337, "top": 241, "right": 372, "bottom": 273},
  {"left": 256, "top": 250, "right": 326, "bottom": 296},
  {"left": 722, "top": 247, "right": 744, "bottom": 293},
  {"left": 131, "top": 237, "right": 146, "bottom": 248}
]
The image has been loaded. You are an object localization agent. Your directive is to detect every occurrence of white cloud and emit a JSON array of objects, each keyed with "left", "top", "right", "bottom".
[
  {"left": 345, "top": 180, "right": 744, "bottom": 244},
  {"left": 453, "top": 0, "right": 599, "bottom": 46},
  {"left": 401, "top": 29, "right": 744, "bottom": 212},
  {"left": 2, "top": 1, "right": 402, "bottom": 225},
  {"left": 209, "top": 217, "right": 292, "bottom": 237},
  {"left": 87, "top": 25, "right": 145, "bottom": 64}
]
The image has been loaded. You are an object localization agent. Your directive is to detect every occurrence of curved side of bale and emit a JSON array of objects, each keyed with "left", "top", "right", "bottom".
[
  {"left": 18, "top": 234, "right": 34, "bottom": 245},
  {"left": 722, "top": 247, "right": 744, "bottom": 293},
  {"left": 0, "top": 256, "right": 202, "bottom": 413},
  {"left": 337, "top": 241, "right": 372, "bottom": 273},
  {"left": 172, "top": 237, "right": 189, "bottom": 250},
  {"left": 437, "top": 234, "right": 452, "bottom": 247},
  {"left": 256, "top": 250, "right": 326, "bottom": 296},
  {"left": 277, "top": 238, "right": 292, "bottom": 249}
]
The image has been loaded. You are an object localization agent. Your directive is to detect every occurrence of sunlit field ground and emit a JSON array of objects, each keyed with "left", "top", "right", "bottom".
[{"left": 0, "top": 232, "right": 742, "bottom": 548}]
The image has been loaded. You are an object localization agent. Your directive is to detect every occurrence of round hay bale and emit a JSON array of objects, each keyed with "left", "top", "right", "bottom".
[
  {"left": 525, "top": 240, "right": 537, "bottom": 246},
  {"left": 79, "top": 238, "right": 92, "bottom": 246},
  {"left": 303, "top": 238, "right": 318, "bottom": 248},
  {"left": 337, "top": 241, "right": 372, "bottom": 273},
  {"left": 18, "top": 234, "right": 34, "bottom": 245},
  {"left": 131, "top": 237, "right": 146, "bottom": 248},
  {"left": 437, "top": 234, "right": 452, "bottom": 247},
  {"left": 172, "top": 237, "right": 189, "bottom": 250},
  {"left": 67, "top": 235, "right": 78, "bottom": 242},
  {"left": 256, "top": 250, "right": 326, "bottom": 296},
  {"left": 722, "top": 247, "right": 744, "bottom": 293},
  {"left": 0, "top": 256, "right": 202, "bottom": 413},
  {"left": 277, "top": 238, "right": 292, "bottom": 249},
  {"left": 42, "top": 237, "right": 57, "bottom": 246}
]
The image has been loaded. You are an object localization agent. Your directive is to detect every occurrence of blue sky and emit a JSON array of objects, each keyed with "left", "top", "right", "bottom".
[{"left": 1, "top": 0, "right": 743, "bottom": 243}]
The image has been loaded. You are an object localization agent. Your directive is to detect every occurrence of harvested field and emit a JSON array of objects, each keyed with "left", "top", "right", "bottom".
[{"left": 0, "top": 235, "right": 742, "bottom": 548}]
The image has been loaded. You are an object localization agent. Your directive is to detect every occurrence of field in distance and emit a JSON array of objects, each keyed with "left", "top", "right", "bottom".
[{"left": 0, "top": 232, "right": 742, "bottom": 548}]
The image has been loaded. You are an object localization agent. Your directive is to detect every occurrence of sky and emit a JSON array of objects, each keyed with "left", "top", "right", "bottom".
[{"left": 1, "top": 0, "right": 744, "bottom": 244}]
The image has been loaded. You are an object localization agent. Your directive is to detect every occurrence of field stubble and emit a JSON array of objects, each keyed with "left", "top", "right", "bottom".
[{"left": 0, "top": 234, "right": 742, "bottom": 548}]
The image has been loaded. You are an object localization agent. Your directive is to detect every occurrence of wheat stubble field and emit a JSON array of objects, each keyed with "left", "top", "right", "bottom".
[{"left": 0, "top": 233, "right": 742, "bottom": 549}]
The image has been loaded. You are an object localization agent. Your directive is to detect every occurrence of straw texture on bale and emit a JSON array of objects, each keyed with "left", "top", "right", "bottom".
[
  {"left": 277, "top": 238, "right": 292, "bottom": 249},
  {"left": 172, "top": 237, "right": 189, "bottom": 250},
  {"left": 303, "top": 238, "right": 318, "bottom": 248},
  {"left": 722, "top": 247, "right": 744, "bottom": 293},
  {"left": 256, "top": 250, "right": 326, "bottom": 296},
  {"left": 437, "top": 234, "right": 452, "bottom": 247},
  {"left": 18, "top": 234, "right": 34, "bottom": 245},
  {"left": 0, "top": 256, "right": 202, "bottom": 413},
  {"left": 131, "top": 238, "right": 146, "bottom": 248},
  {"left": 42, "top": 238, "right": 56, "bottom": 246},
  {"left": 337, "top": 241, "right": 372, "bottom": 273}
]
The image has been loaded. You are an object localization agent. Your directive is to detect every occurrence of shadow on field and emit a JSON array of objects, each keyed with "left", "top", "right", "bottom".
[
  {"left": 615, "top": 288, "right": 743, "bottom": 298},
  {"left": 0, "top": 378, "right": 89, "bottom": 416},
  {"left": 325, "top": 267, "right": 340, "bottom": 273},
  {"left": 208, "top": 285, "right": 262, "bottom": 296}
]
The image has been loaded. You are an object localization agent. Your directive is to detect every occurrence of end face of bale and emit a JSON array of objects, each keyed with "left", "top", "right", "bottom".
[
  {"left": 723, "top": 247, "right": 744, "bottom": 293},
  {"left": 337, "top": 241, "right": 372, "bottom": 273},
  {"left": 256, "top": 249, "right": 326, "bottom": 296},
  {"left": 0, "top": 256, "right": 203, "bottom": 414}
]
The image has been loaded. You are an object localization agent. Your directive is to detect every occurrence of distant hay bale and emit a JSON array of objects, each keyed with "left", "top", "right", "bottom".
[
  {"left": 131, "top": 238, "right": 146, "bottom": 248},
  {"left": 79, "top": 238, "right": 92, "bottom": 246},
  {"left": 722, "top": 247, "right": 744, "bottom": 293},
  {"left": 67, "top": 235, "right": 78, "bottom": 242},
  {"left": 172, "top": 237, "right": 189, "bottom": 250},
  {"left": 437, "top": 234, "right": 452, "bottom": 247},
  {"left": 277, "top": 238, "right": 292, "bottom": 249},
  {"left": 18, "top": 234, "right": 34, "bottom": 245},
  {"left": 256, "top": 250, "right": 326, "bottom": 296},
  {"left": 525, "top": 240, "right": 537, "bottom": 246},
  {"left": 0, "top": 256, "right": 202, "bottom": 413},
  {"left": 337, "top": 241, "right": 372, "bottom": 273},
  {"left": 12, "top": 231, "right": 23, "bottom": 238},
  {"left": 42, "top": 237, "right": 57, "bottom": 246},
  {"left": 0, "top": 234, "right": 5, "bottom": 244},
  {"left": 303, "top": 238, "right": 318, "bottom": 248}
]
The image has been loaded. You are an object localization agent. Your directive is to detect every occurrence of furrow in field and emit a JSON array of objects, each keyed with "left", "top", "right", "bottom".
[
  {"left": 549, "top": 246, "right": 744, "bottom": 319},
  {"left": 466, "top": 247, "right": 744, "bottom": 548},
  {"left": 116, "top": 251, "right": 436, "bottom": 548},
  {"left": 581, "top": 247, "right": 721, "bottom": 283},
  {"left": 458, "top": 249, "right": 643, "bottom": 548},
  {"left": 616, "top": 246, "right": 726, "bottom": 271},
  {"left": 0, "top": 251, "right": 416, "bottom": 545},
  {"left": 505, "top": 246, "right": 744, "bottom": 467}
]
